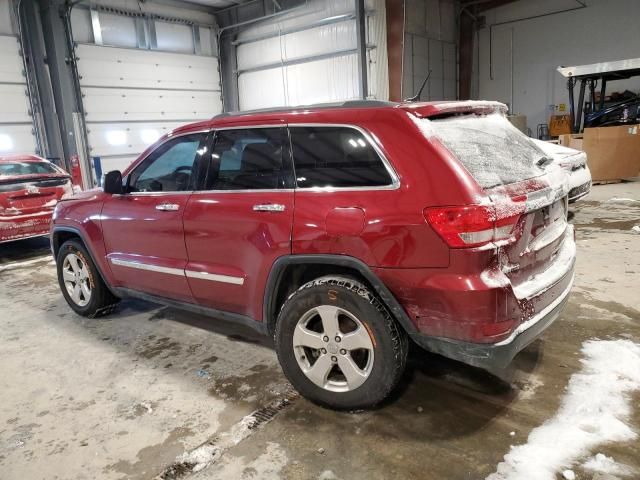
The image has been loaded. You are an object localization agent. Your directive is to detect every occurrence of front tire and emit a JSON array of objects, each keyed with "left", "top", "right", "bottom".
[
  {"left": 56, "top": 239, "right": 119, "bottom": 317},
  {"left": 275, "top": 276, "right": 408, "bottom": 410}
]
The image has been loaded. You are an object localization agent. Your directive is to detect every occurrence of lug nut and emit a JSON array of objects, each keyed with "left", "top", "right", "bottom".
[
  {"left": 323, "top": 336, "right": 329, "bottom": 342},
  {"left": 321, "top": 348, "right": 327, "bottom": 354},
  {"left": 335, "top": 336, "right": 341, "bottom": 342},
  {"left": 331, "top": 356, "right": 337, "bottom": 362},
  {"left": 340, "top": 349, "right": 346, "bottom": 355}
]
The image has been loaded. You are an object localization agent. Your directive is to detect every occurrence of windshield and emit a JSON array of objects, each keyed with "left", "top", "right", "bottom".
[
  {"left": 0, "top": 161, "right": 63, "bottom": 179},
  {"left": 428, "top": 112, "right": 548, "bottom": 189}
]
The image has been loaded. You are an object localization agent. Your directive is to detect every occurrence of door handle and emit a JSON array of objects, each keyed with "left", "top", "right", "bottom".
[
  {"left": 155, "top": 203, "right": 180, "bottom": 211},
  {"left": 253, "top": 203, "right": 286, "bottom": 212}
]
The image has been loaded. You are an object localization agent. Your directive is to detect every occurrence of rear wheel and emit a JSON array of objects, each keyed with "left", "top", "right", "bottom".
[
  {"left": 56, "top": 239, "right": 119, "bottom": 317},
  {"left": 275, "top": 276, "right": 408, "bottom": 410}
]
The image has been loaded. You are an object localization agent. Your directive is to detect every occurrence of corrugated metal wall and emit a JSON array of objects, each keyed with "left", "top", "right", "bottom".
[
  {"left": 0, "top": 0, "right": 38, "bottom": 157},
  {"left": 402, "top": 0, "right": 457, "bottom": 101},
  {"left": 235, "top": 0, "right": 389, "bottom": 110}
]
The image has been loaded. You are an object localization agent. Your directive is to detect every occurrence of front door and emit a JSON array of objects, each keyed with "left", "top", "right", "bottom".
[
  {"left": 183, "top": 126, "right": 294, "bottom": 321},
  {"left": 101, "top": 132, "right": 209, "bottom": 302}
]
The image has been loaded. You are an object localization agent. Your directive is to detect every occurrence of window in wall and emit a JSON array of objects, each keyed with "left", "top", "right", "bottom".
[
  {"left": 205, "top": 128, "right": 292, "bottom": 190},
  {"left": 155, "top": 21, "right": 194, "bottom": 53},
  {"left": 289, "top": 127, "right": 394, "bottom": 188},
  {"left": 129, "top": 133, "right": 207, "bottom": 192},
  {"left": 99, "top": 13, "right": 138, "bottom": 48}
]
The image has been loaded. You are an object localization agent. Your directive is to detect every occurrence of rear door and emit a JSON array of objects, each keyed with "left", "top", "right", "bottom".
[
  {"left": 101, "top": 132, "right": 209, "bottom": 302},
  {"left": 183, "top": 126, "right": 294, "bottom": 320}
]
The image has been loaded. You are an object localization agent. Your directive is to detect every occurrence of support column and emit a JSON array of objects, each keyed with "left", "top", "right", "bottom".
[
  {"left": 37, "top": 0, "right": 91, "bottom": 186},
  {"left": 355, "top": 0, "right": 368, "bottom": 99},
  {"left": 458, "top": 10, "right": 474, "bottom": 100}
]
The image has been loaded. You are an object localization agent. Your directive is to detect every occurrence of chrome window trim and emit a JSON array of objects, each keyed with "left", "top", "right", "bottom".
[
  {"left": 185, "top": 270, "right": 245, "bottom": 285},
  {"left": 192, "top": 188, "right": 293, "bottom": 195},
  {"left": 194, "top": 123, "right": 400, "bottom": 193},
  {"left": 288, "top": 123, "right": 401, "bottom": 192},
  {"left": 110, "top": 257, "right": 184, "bottom": 277}
]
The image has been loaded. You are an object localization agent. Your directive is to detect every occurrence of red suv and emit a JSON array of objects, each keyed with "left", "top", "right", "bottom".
[{"left": 52, "top": 101, "right": 575, "bottom": 409}]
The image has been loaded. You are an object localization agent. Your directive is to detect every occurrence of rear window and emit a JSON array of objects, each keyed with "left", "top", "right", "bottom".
[
  {"left": 0, "top": 161, "right": 62, "bottom": 178},
  {"left": 428, "top": 113, "right": 547, "bottom": 189},
  {"left": 290, "top": 126, "right": 394, "bottom": 189}
]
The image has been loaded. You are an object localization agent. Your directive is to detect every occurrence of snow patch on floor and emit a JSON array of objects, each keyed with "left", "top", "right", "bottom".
[
  {"left": 0, "top": 256, "right": 54, "bottom": 273},
  {"left": 583, "top": 453, "right": 637, "bottom": 477},
  {"left": 516, "top": 374, "right": 544, "bottom": 401},
  {"left": 177, "top": 413, "right": 258, "bottom": 473},
  {"left": 487, "top": 339, "right": 640, "bottom": 480},
  {"left": 605, "top": 197, "right": 638, "bottom": 203}
]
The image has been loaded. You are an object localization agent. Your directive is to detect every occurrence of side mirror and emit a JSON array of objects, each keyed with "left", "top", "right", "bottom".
[{"left": 103, "top": 170, "right": 123, "bottom": 195}]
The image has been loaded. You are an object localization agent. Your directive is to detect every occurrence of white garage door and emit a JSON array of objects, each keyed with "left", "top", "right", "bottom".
[
  {"left": 236, "top": 0, "right": 388, "bottom": 110},
  {"left": 0, "top": 33, "right": 38, "bottom": 157},
  {"left": 77, "top": 44, "right": 221, "bottom": 174}
]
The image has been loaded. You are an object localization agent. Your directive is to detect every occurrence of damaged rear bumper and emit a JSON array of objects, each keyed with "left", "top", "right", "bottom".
[{"left": 410, "top": 272, "right": 574, "bottom": 370}]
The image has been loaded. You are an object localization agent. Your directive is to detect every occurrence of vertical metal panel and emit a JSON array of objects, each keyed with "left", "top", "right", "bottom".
[
  {"left": 148, "top": 19, "right": 158, "bottom": 50},
  {"left": 90, "top": 9, "right": 103, "bottom": 45},
  {"left": 135, "top": 18, "right": 147, "bottom": 49},
  {"left": 355, "top": 0, "right": 368, "bottom": 99},
  {"left": 192, "top": 25, "right": 201, "bottom": 55}
]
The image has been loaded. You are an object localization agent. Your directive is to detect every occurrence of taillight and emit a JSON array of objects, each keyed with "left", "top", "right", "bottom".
[{"left": 424, "top": 200, "right": 524, "bottom": 248}]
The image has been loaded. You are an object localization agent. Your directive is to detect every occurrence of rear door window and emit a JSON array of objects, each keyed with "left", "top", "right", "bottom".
[
  {"left": 289, "top": 126, "right": 394, "bottom": 189},
  {"left": 427, "top": 113, "right": 548, "bottom": 189},
  {"left": 204, "top": 127, "right": 293, "bottom": 190}
]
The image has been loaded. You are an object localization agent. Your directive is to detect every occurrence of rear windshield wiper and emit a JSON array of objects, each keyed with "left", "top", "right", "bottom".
[{"left": 536, "top": 156, "right": 554, "bottom": 168}]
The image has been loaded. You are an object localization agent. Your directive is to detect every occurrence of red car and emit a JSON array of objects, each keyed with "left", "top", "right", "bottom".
[
  {"left": 0, "top": 154, "right": 74, "bottom": 243},
  {"left": 51, "top": 101, "right": 575, "bottom": 409}
]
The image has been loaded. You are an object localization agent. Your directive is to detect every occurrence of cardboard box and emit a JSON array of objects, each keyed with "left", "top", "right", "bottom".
[
  {"left": 549, "top": 115, "right": 571, "bottom": 136},
  {"left": 558, "top": 133, "right": 583, "bottom": 151},
  {"left": 559, "top": 126, "right": 640, "bottom": 181}
]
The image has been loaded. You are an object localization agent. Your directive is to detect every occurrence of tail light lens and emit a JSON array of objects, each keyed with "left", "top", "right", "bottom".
[{"left": 424, "top": 199, "right": 525, "bottom": 248}]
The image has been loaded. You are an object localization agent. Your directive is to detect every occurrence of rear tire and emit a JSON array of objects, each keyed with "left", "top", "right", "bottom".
[
  {"left": 56, "top": 239, "right": 119, "bottom": 317},
  {"left": 275, "top": 275, "right": 408, "bottom": 410}
]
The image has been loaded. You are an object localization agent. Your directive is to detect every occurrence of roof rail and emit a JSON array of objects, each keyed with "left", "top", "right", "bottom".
[{"left": 211, "top": 100, "right": 398, "bottom": 120}]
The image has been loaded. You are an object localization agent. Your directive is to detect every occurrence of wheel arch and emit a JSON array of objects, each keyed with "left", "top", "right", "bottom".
[
  {"left": 52, "top": 226, "right": 116, "bottom": 295},
  {"left": 263, "top": 255, "right": 417, "bottom": 337}
]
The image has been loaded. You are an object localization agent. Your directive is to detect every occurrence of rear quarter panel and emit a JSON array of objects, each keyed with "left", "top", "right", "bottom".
[{"left": 291, "top": 109, "right": 481, "bottom": 268}]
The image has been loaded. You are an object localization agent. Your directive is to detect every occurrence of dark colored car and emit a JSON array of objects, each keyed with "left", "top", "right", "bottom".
[
  {"left": 0, "top": 154, "right": 74, "bottom": 243},
  {"left": 51, "top": 100, "right": 575, "bottom": 409}
]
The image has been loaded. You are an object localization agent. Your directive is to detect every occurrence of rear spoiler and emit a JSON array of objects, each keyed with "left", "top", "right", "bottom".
[{"left": 400, "top": 101, "right": 508, "bottom": 119}]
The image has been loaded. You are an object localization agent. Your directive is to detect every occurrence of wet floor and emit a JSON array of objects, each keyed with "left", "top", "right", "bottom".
[{"left": 0, "top": 182, "right": 639, "bottom": 480}]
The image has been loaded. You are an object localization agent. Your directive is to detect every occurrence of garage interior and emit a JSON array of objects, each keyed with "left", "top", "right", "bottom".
[{"left": 1, "top": 0, "right": 639, "bottom": 479}]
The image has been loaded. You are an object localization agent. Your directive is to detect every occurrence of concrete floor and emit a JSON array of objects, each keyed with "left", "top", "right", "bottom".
[{"left": 0, "top": 182, "right": 638, "bottom": 480}]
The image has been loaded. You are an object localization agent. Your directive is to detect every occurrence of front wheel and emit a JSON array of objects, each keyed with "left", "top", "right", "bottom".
[
  {"left": 56, "top": 239, "right": 119, "bottom": 317},
  {"left": 275, "top": 276, "right": 408, "bottom": 410}
]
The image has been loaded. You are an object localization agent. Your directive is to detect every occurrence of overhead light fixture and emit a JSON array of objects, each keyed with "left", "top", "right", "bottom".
[
  {"left": 0, "top": 134, "right": 14, "bottom": 151},
  {"left": 106, "top": 130, "right": 127, "bottom": 146}
]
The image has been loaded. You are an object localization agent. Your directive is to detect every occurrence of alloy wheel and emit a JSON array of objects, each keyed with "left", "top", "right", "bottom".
[
  {"left": 293, "top": 305, "right": 375, "bottom": 392},
  {"left": 62, "top": 253, "right": 92, "bottom": 307}
]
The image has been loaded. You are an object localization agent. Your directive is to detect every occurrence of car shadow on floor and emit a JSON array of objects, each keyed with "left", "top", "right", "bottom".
[{"left": 97, "top": 298, "right": 538, "bottom": 438}]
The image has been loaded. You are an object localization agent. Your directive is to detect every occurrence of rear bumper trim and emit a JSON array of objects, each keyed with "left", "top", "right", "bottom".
[{"left": 410, "top": 273, "right": 574, "bottom": 370}]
